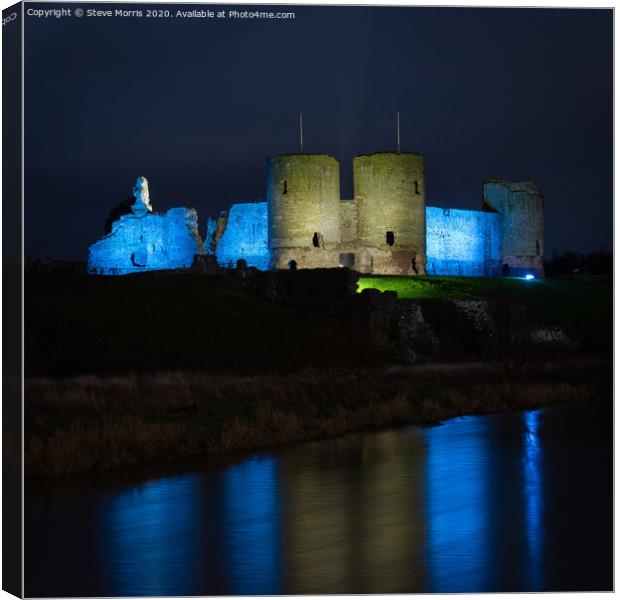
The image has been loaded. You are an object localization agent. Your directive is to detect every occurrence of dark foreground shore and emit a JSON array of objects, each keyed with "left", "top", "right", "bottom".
[{"left": 25, "top": 357, "right": 611, "bottom": 477}]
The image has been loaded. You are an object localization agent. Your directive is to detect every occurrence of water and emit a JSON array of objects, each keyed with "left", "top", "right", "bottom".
[{"left": 25, "top": 399, "right": 612, "bottom": 596}]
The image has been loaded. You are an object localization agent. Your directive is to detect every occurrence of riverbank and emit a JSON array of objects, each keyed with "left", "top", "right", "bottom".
[{"left": 26, "top": 357, "right": 611, "bottom": 477}]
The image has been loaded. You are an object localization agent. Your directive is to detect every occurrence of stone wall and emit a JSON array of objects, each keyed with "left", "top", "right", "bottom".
[
  {"left": 216, "top": 202, "right": 270, "bottom": 270},
  {"left": 205, "top": 216, "right": 228, "bottom": 256},
  {"left": 211, "top": 198, "right": 515, "bottom": 277},
  {"left": 356, "top": 289, "right": 539, "bottom": 363},
  {"left": 339, "top": 199, "right": 358, "bottom": 243},
  {"left": 88, "top": 207, "right": 205, "bottom": 275},
  {"left": 425, "top": 206, "right": 501, "bottom": 276},
  {"left": 483, "top": 179, "right": 545, "bottom": 277},
  {"left": 230, "top": 266, "right": 360, "bottom": 315}
]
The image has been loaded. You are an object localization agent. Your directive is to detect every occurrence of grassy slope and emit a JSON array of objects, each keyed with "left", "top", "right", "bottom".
[
  {"left": 358, "top": 275, "right": 612, "bottom": 353},
  {"left": 25, "top": 273, "right": 372, "bottom": 377},
  {"left": 25, "top": 273, "right": 611, "bottom": 377}
]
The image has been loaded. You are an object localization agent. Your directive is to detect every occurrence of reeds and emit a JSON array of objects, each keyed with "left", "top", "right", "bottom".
[{"left": 25, "top": 359, "right": 611, "bottom": 477}]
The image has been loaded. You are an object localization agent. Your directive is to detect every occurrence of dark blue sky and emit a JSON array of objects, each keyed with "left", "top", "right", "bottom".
[{"left": 24, "top": 4, "right": 612, "bottom": 260}]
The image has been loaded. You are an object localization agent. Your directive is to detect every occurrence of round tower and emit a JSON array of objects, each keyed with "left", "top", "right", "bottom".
[
  {"left": 267, "top": 154, "right": 341, "bottom": 270},
  {"left": 354, "top": 152, "right": 426, "bottom": 275}
]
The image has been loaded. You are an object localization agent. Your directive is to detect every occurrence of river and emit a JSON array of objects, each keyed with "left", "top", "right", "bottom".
[{"left": 25, "top": 398, "right": 612, "bottom": 596}]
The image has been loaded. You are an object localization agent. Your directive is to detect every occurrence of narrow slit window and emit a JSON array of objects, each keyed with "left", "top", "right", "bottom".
[
  {"left": 414, "top": 180, "right": 421, "bottom": 195},
  {"left": 312, "top": 232, "right": 320, "bottom": 248},
  {"left": 283, "top": 181, "right": 288, "bottom": 194},
  {"left": 386, "top": 231, "right": 395, "bottom": 246}
]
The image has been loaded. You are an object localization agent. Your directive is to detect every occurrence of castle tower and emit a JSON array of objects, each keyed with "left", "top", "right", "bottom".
[
  {"left": 482, "top": 179, "right": 545, "bottom": 277},
  {"left": 354, "top": 152, "right": 426, "bottom": 275},
  {"left": 267, "top": 154, "right": 341, "bottom": 269}
]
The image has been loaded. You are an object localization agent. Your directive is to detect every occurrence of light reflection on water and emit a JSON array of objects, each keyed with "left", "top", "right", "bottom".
[
  {"left": 106, "top": 475, "right": 202, "bottom": 596},
  {"left": 425, "top": 416, "right": 490, "bottom": 592},
  {"left": 25, "top": 400, "right": 612, "bottom": 597},
  {"left": 523, "top": 409, "right": 543, "bottom": 591},
  {"left": 222, "top": 458, "right": 280, "bottom": 594}
]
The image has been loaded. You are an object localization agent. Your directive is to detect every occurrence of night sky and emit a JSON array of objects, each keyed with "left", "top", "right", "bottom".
[{"left": 24, "top": 4, "right": 612, "bottom": 261}]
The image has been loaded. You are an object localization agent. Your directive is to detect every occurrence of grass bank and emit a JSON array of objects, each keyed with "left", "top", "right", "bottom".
[
  {"left": 26, "top": 273, "right": 375, "bottom": 377},
  {"left": 26, "top": 358, "right": 611, "bottom": 477},
  {"left": 26, "top": 273, "right": 612, "bottom": 377}
]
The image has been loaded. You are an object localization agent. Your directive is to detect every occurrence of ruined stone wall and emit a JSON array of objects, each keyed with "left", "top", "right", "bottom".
[
  {"left": 88, "top": 208, "right": 205, "bottom": 275},
  {"left": 483, "top": 179, "right": 544, "bottom": 277},
  {"left": 354, "top": 152, "right": 426, "bottom": 275},
  {"left": 426, "top": 206, "right": 501, "bottom": 276},
  {"left": 216, "top": 202, "right": 270, "bottom": 270},
  {"left": 267, "top": 154, "right": 342, "bottom": 270},
  {"left": 204, "top": 215, "right": 228, "bottom": 256}
]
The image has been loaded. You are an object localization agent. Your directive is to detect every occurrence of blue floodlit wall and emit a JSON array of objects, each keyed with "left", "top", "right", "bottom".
[
  {"left": 216, "top": 203, "right": 501, "bottom": 275},
  {"left": 216, "top": 202, "right": 270, "bottom": 270},
  {"left": 425, "top": 207, "right": 501, "bottom": 276},
  {"left": 88, "top": 208, "right": 205, "bottom": 275}
]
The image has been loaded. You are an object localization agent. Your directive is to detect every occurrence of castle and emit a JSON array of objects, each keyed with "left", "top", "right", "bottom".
[
  {"left": 214, "top": 152, "right": 544, "bottom": 277},
  {"left": 87, "top": 152, "right": 545, "bottom": 278}
]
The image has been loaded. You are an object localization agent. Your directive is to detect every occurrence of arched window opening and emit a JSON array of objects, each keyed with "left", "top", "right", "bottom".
[{"left": 386, "top": 231, "right": 395, "bottom": 246}]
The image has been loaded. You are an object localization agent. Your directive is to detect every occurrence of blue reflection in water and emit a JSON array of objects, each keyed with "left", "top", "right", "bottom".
[
  {"left": 222, "top": 456, "right": 280, "bottom": 594},
  {"left": 105, "top": 474, "right": 201, "bottom": 596},
  {"left": 523, "top": 409, "right": 543, "bottom": 589},
  {"left": 425, "top": 417, "right": 490, "bottom": 592},
  {"left": 26, "top": 400, "right": 612, "bottom": 596},
  {"left": 104, "top": 457, "right": 280, "bottom": 596}
]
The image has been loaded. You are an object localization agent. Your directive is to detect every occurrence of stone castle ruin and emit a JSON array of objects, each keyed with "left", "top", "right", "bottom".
[
  {"left": 87, "top": 152, "right": 545, "bottom": 278},
  {"left": 88, "top": 177, "right": 205, "bottom": 275}
]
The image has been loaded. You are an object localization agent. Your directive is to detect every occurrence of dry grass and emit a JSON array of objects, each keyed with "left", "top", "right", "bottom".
[{"left": 25, "top": 359, "right": 611, "bottom": 477}]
